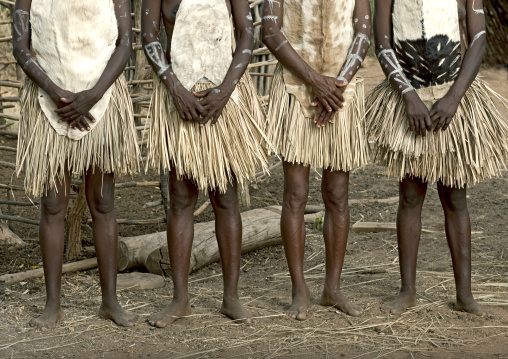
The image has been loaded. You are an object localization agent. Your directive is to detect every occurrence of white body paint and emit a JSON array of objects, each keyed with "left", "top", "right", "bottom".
[
  {"left": 30, "top": 0, "right": 118, "bottom": 140},
  {"left": 377, "top": 49, "right": 414, "bottom": 95},
  {"left": 337, "top": 32, "right": 370, "bottom": 82},
  {"left": 469, "top": 30, "right": 486, "bottom": 48}
]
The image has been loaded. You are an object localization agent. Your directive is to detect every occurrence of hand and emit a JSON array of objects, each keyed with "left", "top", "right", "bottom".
[
  {"left": 170, "top": 84, "right": 205, "bottom": 122},
  {"left": 310, "top": 74, "right": 347, "bottom": 112},
  {"left": 311, "top": 97, "right": 336, "bottom": 128},
  {"left": 193, "top": 85, "right": 232, "bottom": 126},
  {"left": 403, "top": 91, "right": 432, "bottom": 136},
  {"left": 430, "top": 95, "right": 460, "bottom": 132},
  {"left": 54, "top": 89, "right": 100, "bottom": 131}
]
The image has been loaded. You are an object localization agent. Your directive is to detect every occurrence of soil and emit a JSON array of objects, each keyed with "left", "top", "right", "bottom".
[{"left": 0, "top": 60, "right": 507, "bottom": 359}]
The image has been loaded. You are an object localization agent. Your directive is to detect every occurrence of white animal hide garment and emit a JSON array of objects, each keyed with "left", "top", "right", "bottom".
[
  {"left": 281, "top": 0, "right": 356, "bottom": 118},
  {"left": 392, "top": 0, "right": 461, "bottom": 89},
  {"left": 30, "top": 0, "right": 118, "bottom": 140},
  {"left": 170, "top": 0, "right": 239, "bottom": 102}
]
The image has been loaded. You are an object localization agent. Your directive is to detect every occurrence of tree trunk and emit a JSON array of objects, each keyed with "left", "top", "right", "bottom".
[{"left": 66, "top": 179, "right": 87, "bottom": 260}]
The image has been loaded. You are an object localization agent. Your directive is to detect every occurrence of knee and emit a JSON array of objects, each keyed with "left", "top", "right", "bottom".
[
  {"left": 211, "top": 190, "right": 238, "bottom": 212},
  {"left": 170, "top": 191, "right": 197, "bottom": 214},
  {"left": 41, "top": 196, "right": 67, "bottom": 220},
  {"left": 88, "top": 194, "right": 114, "bottom": 216},
  {"left": 322, "top": 185, "right": 348, "bottom": 212},
  {"left": 283, "top": 183, "right": 309, "bottom": 211},
  {"left": 442, "top": 191, "right": 468, "bottom": 213},
  {"left": 399, "top": 189, "right": 424, "bottom": 210}
]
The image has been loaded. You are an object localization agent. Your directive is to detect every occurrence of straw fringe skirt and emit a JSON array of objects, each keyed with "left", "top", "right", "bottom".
[
  {"left": 265, "top": 65, "right": 370, "bottom": 171},
  {"left": 16, "top": 76, "right": 140, "bottom": 198},
  {"left": 147, "top": 74, "right": 269, "bottom": 194},
  {"left": 366, "top": 79, "right": 508, "bottom": 188}
]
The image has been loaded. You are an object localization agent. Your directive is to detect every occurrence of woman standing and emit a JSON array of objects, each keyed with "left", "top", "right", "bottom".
[
  {"left": 142, "top": 0, "right": 268, "bottom": 327},
  {"left": 13, "top": 0, "right": 140, "bottom": 329},
  {"left": 263, "top": 0, "right": 371, "bottom": 320},
  {"left": 368, "top": 0, "right": 508, "bottom": 315}
]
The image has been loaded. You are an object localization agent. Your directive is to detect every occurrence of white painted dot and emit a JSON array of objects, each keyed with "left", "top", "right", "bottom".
[
  {"left": 354, "top": 18, "right": 358, "bottom": 23},
  {"left": 365, "top": 15, "right": 369, "bottom": 19},
  {"left": 363, "top": 24, "right": 367, "bottom": 28}
]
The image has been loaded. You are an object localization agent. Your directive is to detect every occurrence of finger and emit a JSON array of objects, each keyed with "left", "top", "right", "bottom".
[
  {"left": 407, "top": 116, "right": 415, "bottom": 132},
  {"left": 430, "top": 108, "right": 439, "bottom": 120},
  {"left": 68, "top": 117, "right": 80, "bottom": 130},
  {"left": 79, "top": 118, "right": 90, "bottom": 131},
  {"left": 334, "top": 80, "right": 348, "bottom": 88},
  {"left": 193, "top": 89, "right": 211, "bottom": 98},
  {"left": 55, "top": 104, "right": 76, "bottom": 114},
  {"left": 178, "top": 110, "right": 186, "bottom": 121},
  {"left": 190, "top": 109, "right": 200, "bottom": 122},
  {"left": 184, "top": 111, "right": 193, "bottom": 122},
  {"left": 311, "top": 97, "right": 320, "bottom": 107},
  {"left": 211, "top": 112, "right": 221, "bottom": 125},
  {"left": 86, "top": 112, "right": 96, "bottom": 123},
  {"left": 419, "top": 118, "right": 426, "bottom": 137},
  {"left": 319, "top": 98, "right": 332, "bottom": 112},
  {"left": 313, "top": 106, "right": 322, "bottom": 124},
  {"left": 434, "top": 117, "right": 445, "bottom": 132},
  {"left": 442, "top": 117, "right": 452, "bottom": 131},
  {"left": 326, "top": 109, "right": 336, "bottom": 123},
  {"left": 413, "top": 117, "right": 420, "bottom": 134},
  {"left": 424, "top": 113, "right": 432, "bottom": 131},
  {"left": 327, "top": 95, "right": 341, "bottom": 111},
  {"left": 60, "top": 96, "right": 76, "bottom": 104},
  {"left": 333, "top": 90, "right": 345, "bottom": 104},
  {"left": 195, "top": 103, "right": 206, "bottom": 114},
  {"left": 317, "top": 107, "right": 328, "bottom": 127}
]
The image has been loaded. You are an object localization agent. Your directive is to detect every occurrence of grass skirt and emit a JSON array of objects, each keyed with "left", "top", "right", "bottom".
[
  {"left": 366, "top": 79, "right": 508, "bottom": 188},
  {"left": 16, "top": 76, "right": 140, "bottom": 197},
  {"left": 147, "top": 74, "right": 269, "bottom": 194},
  {"left": 265, "top": 65, "right": 369, "bottom": 171}
]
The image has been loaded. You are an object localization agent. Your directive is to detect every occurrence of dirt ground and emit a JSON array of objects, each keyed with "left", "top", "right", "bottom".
[{"left": 1, "top": 59, "right": 508, "bottom": 359}]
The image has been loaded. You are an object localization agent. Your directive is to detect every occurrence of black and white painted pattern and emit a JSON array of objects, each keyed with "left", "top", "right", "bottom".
[{"left": 392, "top": 0, "right": 461, "bottom": 90}]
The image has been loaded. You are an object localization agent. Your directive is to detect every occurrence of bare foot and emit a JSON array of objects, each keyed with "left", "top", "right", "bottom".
[
  {"left": 320, "top": 288, "right": 362, "bottom": 316},
  {"left": 99, "top": 301, "right": 138, "bottom": 327},
  {"left": 220, "top": 297, "right": 253, "bottom": 324},
  {"left": 381, "top": 291, "right": 416, "bottom": 315},
  {"left": 148, "top": 299, "right": 192, "bottom": 328},
  {"left": 29, "top": 304, "right": 64, "bottom": 331},
  {"left": 456, "top": 296, "right": 493, "bottom": 317},
  {"left": 285, "top": 286, "right": 310, "bottom": 321}
]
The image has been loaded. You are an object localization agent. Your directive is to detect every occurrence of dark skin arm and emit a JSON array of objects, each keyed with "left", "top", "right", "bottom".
[
  {"left": 374, "top": 0, "right": 431, "bottom": 136},
  {"left": 262, "top": 0, "right": 347, "bottom": 127},
  {"left": 141, "top": 0, "right": 205, "bottom": 123},
  {"left": 13, "top": 0, "right": 133, "bottom": 132},
  {"left": 314, "top": 0, "right": 372, "bottom": 127},
  {"left": 430, "top": 0, "right": 486, "bottom": 131}
]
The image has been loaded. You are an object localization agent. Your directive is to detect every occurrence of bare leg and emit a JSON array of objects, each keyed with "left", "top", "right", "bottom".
[
  {"left": 29, "top": 171, "right": 70, "bottom": 330},
  {"left": 437, "top": 183, "right": 492, "bottom": 317},
  {"left": 319, "top": 170, "right": 362, "bottom": 316},
  {"left": 85, "top": 167, "right": 138, "bottom": 327},
  {"left": 281, "top": 161, "right": 310, "bottom": 320},
  {"left": 148, "top": 166, "right": 196, "bottom": 328},
  {"left": 383, "top": 176, "right": 427, "bottom": 315},
  {"left": 209, "top": 181, "right": 252, "bottom": 323}
]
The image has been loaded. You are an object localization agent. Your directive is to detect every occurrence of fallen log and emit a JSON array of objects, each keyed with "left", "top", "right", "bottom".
[
  {"left": 0, "top": 258, "right": 98, "bottom": 285},
  {"left": 146, "top": 206, "right": 284, "bottom": 275},
  {"left": 117, "top": 206, "right": 284, "bottom": 274},
  {"left": 0, "top": 222, "right": 25, "bottom": 246}
]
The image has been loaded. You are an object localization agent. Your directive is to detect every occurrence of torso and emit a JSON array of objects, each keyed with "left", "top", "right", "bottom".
[{"left": 161, "top": 0, "right": 231, "bottom": 55}]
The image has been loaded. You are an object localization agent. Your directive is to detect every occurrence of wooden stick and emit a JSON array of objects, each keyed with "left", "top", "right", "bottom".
[
  {"left": 0, "top": 214, "right": 38, "bottom": 226},
  {"left": 0, "top": 146, "right": 16, "bottom": 152},
  {"left": 0, "top": 258, "right": 98, "bottom": 285},
  {"left": 0, "top": 184, "right": 24, "bottom": 191},
  {"left": 0, "top": 200, "right": 38, "bottom": 206},
  {"left": 0, "top": 130, "right": 18, "bottom": 138},
  {"left": 0, "top": 161, "right": 15, "bottom": 169},
  {"left": 0, "top": 113, "right": 19, "bottom": 121},
  {"left": 0, "top": 81, "right": 22, "bottom": 89},
  {"left": 114, "top": 181, "right": 159, "bottom": 188}
]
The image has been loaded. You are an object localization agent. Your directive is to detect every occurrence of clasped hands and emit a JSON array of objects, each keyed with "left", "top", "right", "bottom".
[
  {"left": 52, "top": 89, "right": 99, "bottom": 132},
  {"left": 403, "top": 91, "right": 460, "bottom": 137},
  {"left": 309, "top": 74, "right": 348, "bottom": 128},
  {"left": 171, "top": 84, "right": 233, "bottom": 126}
]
